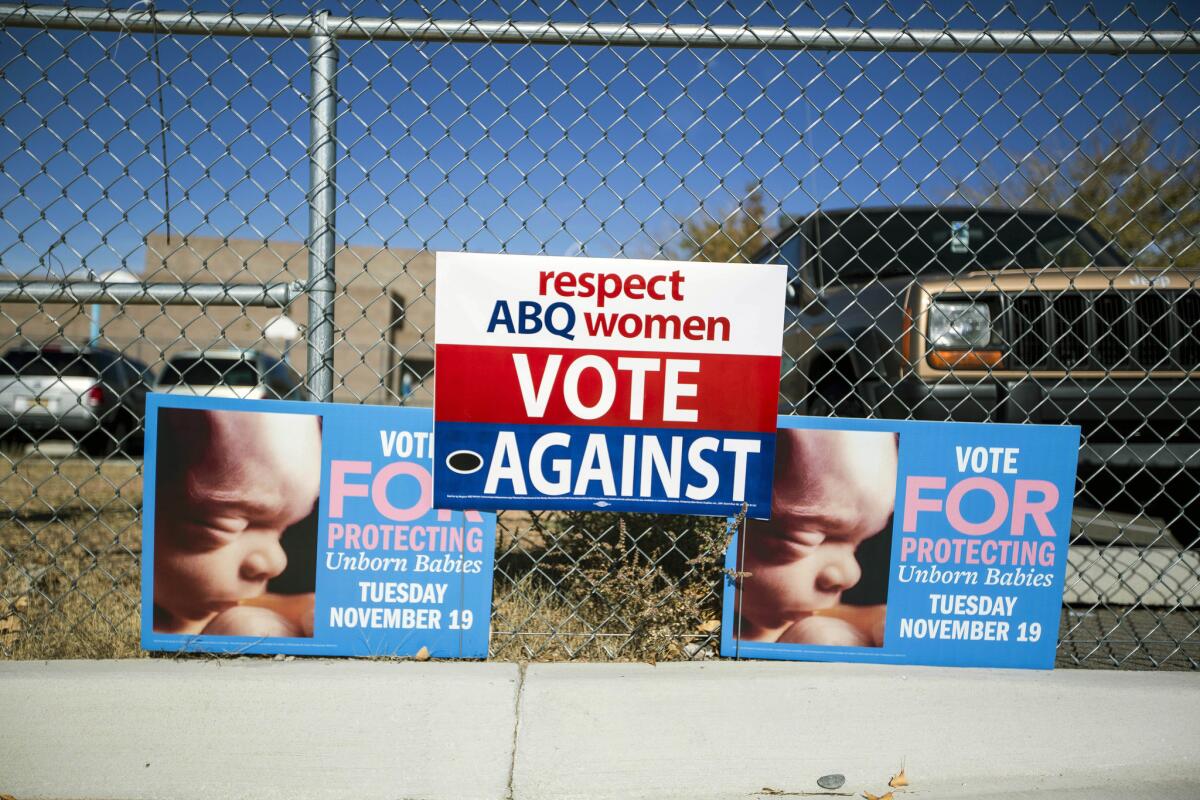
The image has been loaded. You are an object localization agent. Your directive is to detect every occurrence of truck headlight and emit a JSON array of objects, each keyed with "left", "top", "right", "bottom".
[{"left": 928, "top": 300, "right": 992, "bottom": 349}]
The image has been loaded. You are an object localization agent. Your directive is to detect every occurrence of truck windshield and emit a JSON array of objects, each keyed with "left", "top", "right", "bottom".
[{"left": 819, "top": 211, "right": 1122, "bottom": 282}]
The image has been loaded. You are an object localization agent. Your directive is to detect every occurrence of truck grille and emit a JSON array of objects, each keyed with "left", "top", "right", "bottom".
[{"left": 1005, "top": 290, "right": 1199, "bottom": 372}]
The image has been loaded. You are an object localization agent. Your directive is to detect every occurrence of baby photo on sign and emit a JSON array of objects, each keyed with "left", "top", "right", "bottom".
[
  {"left": 731, "top": 427, "right": 897, "bottom": 648},
  {"left": 151, "top": 406, "right": 322, "bottom": 638}
]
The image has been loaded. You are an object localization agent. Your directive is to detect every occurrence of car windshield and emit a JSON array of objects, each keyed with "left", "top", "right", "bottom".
[
  {"left": 159, "top": 356, "right": 259, "bottom": 386},
  {"left": 0, "top": 350, "right": 98, "bottom": 377},
  {"left": 817, "top": 210, "right": 1122, "bottom": 282}
]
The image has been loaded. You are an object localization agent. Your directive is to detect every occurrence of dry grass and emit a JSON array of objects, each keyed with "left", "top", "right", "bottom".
[
  {"left": 490, "top": 512, "right": 733, "bottom": 662},
  {"left": 1, "top": 454, "right": 729, "bottom": 662},
  {"left": 1, "top": 453, "right": 143, "bottom": 659},
  {"left": 3, "top": 453, "right": 1197, "bottom": 668},
  {"left": 491, "top": 574, "right": 626, "bottom": 661}
]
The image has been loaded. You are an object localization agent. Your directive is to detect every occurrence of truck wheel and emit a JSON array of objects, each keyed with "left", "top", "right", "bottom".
[
  {"left": 807, "top": 376, "right": 868, "bottom": 418},
  {"left": 83, "top": 416, "right": 130, "bottom": 459}
]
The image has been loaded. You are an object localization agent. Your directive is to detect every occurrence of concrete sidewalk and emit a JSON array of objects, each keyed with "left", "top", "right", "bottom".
[{"left": 1, "top": 659, "right": 1197, "bottom": 800}]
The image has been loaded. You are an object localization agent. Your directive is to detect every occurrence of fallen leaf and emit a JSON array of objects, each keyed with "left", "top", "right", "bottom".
[
  {"left": 888, "top": 766, "right": 908, "bottom": 789},
  {"left": 0, "top": 614, "right": 21, "bottom": 647},
  {"left": 697, "top": 619, "right": 721, "bottom": 634},
  {"left": 414, "top": 646, "right": 431, "bottom": 661},
  {"left": 862, "top": 793, "right": 893, "bottom": 800}
]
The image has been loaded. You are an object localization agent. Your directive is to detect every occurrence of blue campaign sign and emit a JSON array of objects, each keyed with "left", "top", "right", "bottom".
[
  {"left": 721, "top": 416, "right": 1079, "bottom": 669},
  {"left": 141, "top": 394, "right": 496, "bottom": 658}
]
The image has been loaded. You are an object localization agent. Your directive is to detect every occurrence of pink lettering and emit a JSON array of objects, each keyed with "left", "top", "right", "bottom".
[
  {"left": 903, "top": 476, "right": 947, "bottom": 532},
  {"left": 917, "top": 537, "right": 934, "bottom": 561},
  {"left": 466, "top": 527, "right": 484, "bottom": 554},
  {"left": 372, "top": 462, "right": 433, "bottom": 522},
  {"left": 964, "top": 538, "right": 981, "bottom": 564},
  {"left": 1012, "top": 479, "right": 1060, "bottom": 537},
  {"left": 946, "top": 477, "right": 1008, "bottom": 536},
  {"left": 329, "top": 460, "right": 372, "bottom": 518}
]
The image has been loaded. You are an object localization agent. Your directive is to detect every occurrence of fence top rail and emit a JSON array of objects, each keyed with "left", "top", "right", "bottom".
[
  {"left": 0, "top": 279, "right": 301, "bottom": 307},
  {"left": 1, "top": 4, "right": 1197, "bottom": 54}
]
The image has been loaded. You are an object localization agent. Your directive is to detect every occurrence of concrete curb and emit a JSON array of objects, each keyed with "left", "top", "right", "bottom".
[
  {"left": 514, "top": 662, "right": 1200, "bottom": 799},
  {"left": 0, "top": 659, "right": 521, "bottom": 800},
  {"left": 2, "top": 659, "right": 1197, "bottom": 800}
]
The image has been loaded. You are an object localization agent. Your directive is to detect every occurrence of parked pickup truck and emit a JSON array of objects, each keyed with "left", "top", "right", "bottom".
[{"left": 754, "top": 206, "right": 1199, "bottom": 545}]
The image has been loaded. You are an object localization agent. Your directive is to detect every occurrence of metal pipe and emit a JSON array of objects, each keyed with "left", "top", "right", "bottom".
[
  {"left": 328, "top": 19, "right": 1200, "bottom": 54},
  {"left": 1, "top": 4, "right": 1198, "bottom": 54},
  {"left": 0, "top": 280, "right": 301, "bottom": 306},
  {"left": 306, "top": 12, "right": 338, "bottom": 403},
  {"left": 0, "top": 5, "right": 312, "bottom": 38}
]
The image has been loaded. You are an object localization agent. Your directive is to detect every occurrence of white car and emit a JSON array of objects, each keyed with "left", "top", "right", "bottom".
[
  {"left": 0, "top": 344, "right": 153, "bottom": 456},
  {"left": 155, "top": 349, "right": 304, "bottom": 400}
]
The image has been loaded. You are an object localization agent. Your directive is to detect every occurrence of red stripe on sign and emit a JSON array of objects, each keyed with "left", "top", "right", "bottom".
[{"left": 435, "top": 343, "right": 780, "bottom": 432}]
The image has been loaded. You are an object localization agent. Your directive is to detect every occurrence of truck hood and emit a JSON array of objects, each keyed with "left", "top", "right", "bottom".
[{"left": 919, "top": 265, "right": 1199, "bottom": 294}]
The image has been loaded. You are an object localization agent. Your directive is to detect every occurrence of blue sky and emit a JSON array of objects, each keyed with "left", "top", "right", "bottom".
[{"left": 0, "top": 0, "right": 1197, "bottom": 276}]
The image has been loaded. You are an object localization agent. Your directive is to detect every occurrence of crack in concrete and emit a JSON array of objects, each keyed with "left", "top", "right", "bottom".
[{"left": 505, "top": 661, "right": 528, "bottom": 800}]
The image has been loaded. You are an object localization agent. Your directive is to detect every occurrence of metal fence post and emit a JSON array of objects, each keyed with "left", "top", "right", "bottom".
[{"left": 306, "top": 11, "right": 337, "bottom": 403}]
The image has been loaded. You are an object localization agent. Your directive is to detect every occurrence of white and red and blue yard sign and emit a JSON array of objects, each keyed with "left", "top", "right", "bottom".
[{"left": 432, "top": 252, "right": 787, "bottom": 517}]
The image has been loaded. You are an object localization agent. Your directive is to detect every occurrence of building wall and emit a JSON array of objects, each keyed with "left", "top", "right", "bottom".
[{"left": 0, "top": 234, "right": 437, "bottom": 406}]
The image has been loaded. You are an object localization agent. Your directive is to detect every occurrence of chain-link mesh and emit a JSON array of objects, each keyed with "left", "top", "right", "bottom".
[{"left": 1, "top": 2, "right": 1198, "bottom": 668}]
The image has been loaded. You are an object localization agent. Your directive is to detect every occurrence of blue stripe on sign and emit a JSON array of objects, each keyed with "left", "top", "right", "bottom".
[{"left": 432, "top": 421, "right": 776, "bottom": 517}]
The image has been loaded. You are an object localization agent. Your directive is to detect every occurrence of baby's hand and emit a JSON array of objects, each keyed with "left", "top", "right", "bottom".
[
  {"left": 778, "top": 615, "right": 871, "bottom": 647},
  {"left": 202, "top": 605, "right": 304, "bottom": 638},
  {"left": 241, "top": 592, "right": 316, "bottom": 637}
]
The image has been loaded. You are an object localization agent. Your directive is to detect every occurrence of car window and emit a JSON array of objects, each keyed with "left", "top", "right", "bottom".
[
  {"left": 279, "top": 362, "right": 303, "bottom": 397},
  {"left": 280, "top": 361, "right": 300, "bottom": 388},
  {"left": 125, "top": 357, "right": 149, "bottom": 378},
  {"left": 398, "top": 358, "right": 434, "bottom": 400},
  {"left": 0, "top": 350, "right": 99, "bottom": 377},
  {"left": 158, "top": 356, "right": 260, "bottom": 386},
  {"left": 757, "top": 229, "right": 812, "bottom": 306},
  {"left": 100, "top": 359, "right": 130, "bottom": 386},
  {"left": 261, "top": 356, "right": 295, "bottom": 397},
  {"left": 127, "top": 359, "right": 156, "bottom": 385}
]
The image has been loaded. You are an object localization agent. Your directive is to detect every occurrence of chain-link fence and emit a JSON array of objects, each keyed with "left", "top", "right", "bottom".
[{"left": 1, "top": 2, "right": 1198, "bottom": 668}]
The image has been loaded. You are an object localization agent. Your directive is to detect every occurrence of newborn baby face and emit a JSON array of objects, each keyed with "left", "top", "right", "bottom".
[
  {"left": 153, "top": 409, "right": 321, "bottom": 628},
  {"left": 739, "top": 429, "right": 897, "bottom": 632}
]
